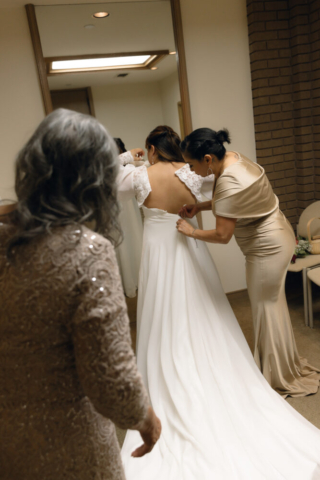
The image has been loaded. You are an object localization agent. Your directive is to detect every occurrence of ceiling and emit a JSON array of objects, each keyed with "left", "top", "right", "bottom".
[
  {"left": 34, "top": 1, "right": 177, "bottom": 88},
  {"left": 0, "top": 0, "right": 166, "bottom": 8},
  {"left": 36, "top": 2, "right": 175, "bottom": 57}
]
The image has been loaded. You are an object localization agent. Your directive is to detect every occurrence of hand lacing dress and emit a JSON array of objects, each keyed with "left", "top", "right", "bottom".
[
  {"left": 118, "top": 161, "right": 320, "bottom": 480},
  {"left": 0, "top": 223, "right": 149, "bottom": 480}
]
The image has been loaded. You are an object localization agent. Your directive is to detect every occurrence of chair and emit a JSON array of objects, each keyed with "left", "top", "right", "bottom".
[
  {"left": 287, "top": 201, "right": 320, "bottom": 326},
  {"left": 307, "top": 266, "right": 320, "bottom": 328}
]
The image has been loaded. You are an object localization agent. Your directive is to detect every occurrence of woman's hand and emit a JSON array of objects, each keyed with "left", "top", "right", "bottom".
[
  {"left": 178, "top": 204, "right": 199, "bottom": 218},
  {"left": 176, "top": 219, "right": 195, "bottom": 237},
  {"left": 130, "top": 148, "right": 145, "bottom": 160},
  {"left": 133, "top": 160, "right": 145, "bottom": 167},
  {"left": 131, "top": 406, "right": 162, "bottom": 458}
]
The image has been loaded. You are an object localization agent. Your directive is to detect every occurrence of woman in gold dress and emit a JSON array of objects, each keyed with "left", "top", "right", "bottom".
[{"left": 177, "top": 127, "right": 320, "bottom": 398}]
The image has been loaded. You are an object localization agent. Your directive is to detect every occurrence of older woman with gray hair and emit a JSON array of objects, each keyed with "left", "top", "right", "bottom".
[{"left": 0, "top": 109, "right": 160, "bottom": 480}]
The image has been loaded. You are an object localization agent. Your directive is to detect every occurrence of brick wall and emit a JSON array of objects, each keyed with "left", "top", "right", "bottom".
[
  {"left": 247, "top": 0, "right": 320, "bottom": 229},
  {"left": 310, "top": 1, "right": 320, "bottom": 205}
]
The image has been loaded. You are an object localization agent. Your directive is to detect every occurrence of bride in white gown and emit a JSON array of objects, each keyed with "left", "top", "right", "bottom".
[{"left": 117, "top": 126, "right": 320, "bottom": 479}]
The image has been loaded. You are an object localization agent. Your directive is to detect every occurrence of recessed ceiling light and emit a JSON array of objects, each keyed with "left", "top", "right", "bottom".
[
  {"left": 46, "top": 51, "right": 169, "bottom": 75},
  {"left": 93, "top": 12, "right": 109, "bottom": 19},
  {"left": 84, "top": 24, "right": 95, "bottom": 29},
  {"left": 169, "top": 51, "right": 177, "bottom": 55}
]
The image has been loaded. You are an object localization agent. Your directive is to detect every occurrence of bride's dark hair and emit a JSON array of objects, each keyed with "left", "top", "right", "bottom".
[
  {"left": 5, "top": 108, "right": 121, "bottom": 259},
  {"left": 180, "top": 128, "right": 231, "bottom": 161},
  {"left": 145, "top": 125, "right": 185, "bottom": 163}
]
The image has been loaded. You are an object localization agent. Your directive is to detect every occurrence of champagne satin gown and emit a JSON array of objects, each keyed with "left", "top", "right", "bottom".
[{"left": 213, "top": 153, "right": 320, "bottom": 397}]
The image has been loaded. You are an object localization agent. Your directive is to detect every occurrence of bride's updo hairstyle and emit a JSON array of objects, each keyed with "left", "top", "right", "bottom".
[
  {"left": 180, "top": 128, "right": 231, "bottom": 161},
  {"left": 146, "top": 125, "right": 185, "bottom": 163},
  {"left": 6, "top": 108, "right": 121, "bottom": 259}
]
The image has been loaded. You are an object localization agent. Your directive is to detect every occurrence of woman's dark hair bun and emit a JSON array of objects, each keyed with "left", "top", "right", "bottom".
[
  {"left": 216, "top": 129, "right": 231, "bottom": 145},
  {"left": 180, "top": 127, "right": 231, "bottom": 161}
]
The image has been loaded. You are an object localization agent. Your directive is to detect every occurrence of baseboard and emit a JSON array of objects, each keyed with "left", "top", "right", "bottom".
[{"left": 226, "top": 288, "right": 248, "bottom": 295}]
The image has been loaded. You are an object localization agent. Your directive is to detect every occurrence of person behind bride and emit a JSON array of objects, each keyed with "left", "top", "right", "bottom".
[
  {"left": 117, "top": 125, "right": 320, "bottom": 479},
  {"left": 0, "top": 109, "right": 161, "bottom": 480},
  {"left": 177, "top": 128, "right": 320, "bottom": 399},
  {"left": 113, "top": 137, "right": 144, "bottom": 298}
]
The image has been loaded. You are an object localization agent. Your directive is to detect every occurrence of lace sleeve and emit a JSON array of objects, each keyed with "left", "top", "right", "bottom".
[
  {"left": 119, "top": 151, "right": 134, "bottom": 166},
  {"left": 117, "top": 164, "right": 136, "bottom": 202},
  {"left": 175, "top": 164, "right": 204, "bottom": 202},
  {"left": 117, "top": 162, "right": 152, "bottom": 206},
  {"left": 72, "top": 234, "right": 149, "bottom": 429},
  {"left": 133, "top": 165, "right": 151, "bottom": 207}
]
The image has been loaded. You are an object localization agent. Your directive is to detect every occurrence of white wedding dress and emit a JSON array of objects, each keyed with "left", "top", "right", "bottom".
[{"left": 118, "top": 153, "right": 320, "bottom": 480}]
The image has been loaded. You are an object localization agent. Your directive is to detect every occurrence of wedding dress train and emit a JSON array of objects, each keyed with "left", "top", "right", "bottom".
[{"left": 118, "top": 154, "right": 320, "bottom": 479}]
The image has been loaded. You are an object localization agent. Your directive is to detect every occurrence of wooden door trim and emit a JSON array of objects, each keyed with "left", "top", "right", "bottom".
[
  {"left": 25, "top": 4, "right": 53, "bottom": 114},
  {"left": 86, "top": 87, "right": 96, "bottom": 117},
  {"left": 170, "top": 0, "right": 193, "bottom": 136}
]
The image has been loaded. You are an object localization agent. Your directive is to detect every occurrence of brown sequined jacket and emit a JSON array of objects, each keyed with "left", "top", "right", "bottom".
[{"left": 0, "top": 223, "right": 148, "bottom": 480}]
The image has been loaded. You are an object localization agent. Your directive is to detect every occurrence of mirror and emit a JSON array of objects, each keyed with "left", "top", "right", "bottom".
[
  {"left": 26, "top": 1, "right": 192, "bottom": 142},
  {"left": 37, "top": 1, "right": 183, "bottom": 146},
  {"left": 26, "top": 0, "right": 193, "bottom": 298}
]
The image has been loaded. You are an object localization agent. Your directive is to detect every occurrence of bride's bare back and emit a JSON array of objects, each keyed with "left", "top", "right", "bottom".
[{"left": 143, "top": 162, "right": 196, "bottom": 214}]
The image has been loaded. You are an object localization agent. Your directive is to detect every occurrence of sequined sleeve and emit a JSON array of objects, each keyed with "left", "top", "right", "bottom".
[{"left": 72, "top": 233, "right": 149, "bottom": 429}]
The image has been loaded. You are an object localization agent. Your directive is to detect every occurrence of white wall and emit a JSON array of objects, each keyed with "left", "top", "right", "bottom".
[
  {"left": 0, "top": 1, "right": 255, "bottom": 294},
  {"left": 92, "top": 73, "right": 182, "bottom": 151},
  {"left": 181, "top": 0, "right": 256, "bottom": 293},
  {"left": 160, "top": 71, "right": 181, "bottom": 136},
  {"left": 0, "top": 7, "right": 44, "bottom": 200},
  {"left": 92, "top": 82, "right": 164, "bottom": 152}
]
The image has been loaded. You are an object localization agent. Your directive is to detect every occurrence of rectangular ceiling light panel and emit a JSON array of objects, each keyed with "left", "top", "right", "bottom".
[
  {"left": 52, "top": 55, "right": 151, "bottom": 72},
  {"left": 45, "top": 51, "right": 169, "bottom": 75}
]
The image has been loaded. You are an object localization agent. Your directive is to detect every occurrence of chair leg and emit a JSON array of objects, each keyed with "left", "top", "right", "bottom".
[
  {"left": 307, "top": 274, "right": 314, "bottom": 329},
  {"left": 302, "top": 268, "right": 309, "bottom": 327}
]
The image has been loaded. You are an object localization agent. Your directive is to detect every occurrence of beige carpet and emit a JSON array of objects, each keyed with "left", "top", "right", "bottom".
[
  {"left": 228, "top": 272, "right": 320, "bottom": 429},
  {"left": 117, "top": 271, "right": 320, "bottom": 447}
]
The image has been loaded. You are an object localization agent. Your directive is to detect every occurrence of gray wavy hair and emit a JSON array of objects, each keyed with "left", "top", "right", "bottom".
[{"left": 6, "top": 108, "right": 122, "bottom": 258}]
